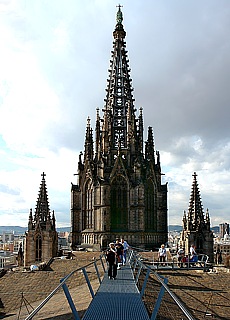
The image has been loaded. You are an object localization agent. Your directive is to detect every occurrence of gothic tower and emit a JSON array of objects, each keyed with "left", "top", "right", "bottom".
[
  {"left": 71, "top": 7, "right": 168, "bottom": 250},
  {"left": 24, "top": 173, "right": 58, "bottom": 266},
  {"left": 180, "top": 172, "right": 214, "bottom": 261}
]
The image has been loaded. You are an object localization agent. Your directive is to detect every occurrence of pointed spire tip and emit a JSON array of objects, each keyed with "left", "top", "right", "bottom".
[{"left": 116, "top": 4, "right": 123, "bottom": 24}]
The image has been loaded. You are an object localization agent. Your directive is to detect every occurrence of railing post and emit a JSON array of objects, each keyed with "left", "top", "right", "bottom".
[
  {"left": 140, "top": 268, "right": 151, "bottom": 298},
  {"left": 61, "top": 280, "right": 80, "bottom": 320},
  {"left": 126, "top": 249, "right": 131, "bottom": 262},
  {"left": 128, "top": 250, "right": 134, "bottom": 264},
  {"left": 81, "top": 267, "right": 95, "bottom": 298},
  {"left": 151, "top": 276, "right": 168, "bottom": 320},
  {"left": 135, "top": 264, "right": 142, "bottom": 284},
  {"left": 132, "top": 259, "right": 138, "bottom": 271},
  {"left": 100, "top": 254, "right": 106, "bottom": 272},
  {"left": 94, "top": 261, "right": 101, "bottom": 284}
]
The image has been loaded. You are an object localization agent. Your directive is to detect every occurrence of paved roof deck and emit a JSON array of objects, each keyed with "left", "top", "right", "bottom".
[{"left": 82, "top": 264, "right": 149, "bottom": 320}]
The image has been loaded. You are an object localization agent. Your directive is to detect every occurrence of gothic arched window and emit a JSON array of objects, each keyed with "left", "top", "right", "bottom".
[
  {"left": 35, "top": 235, "right": 42, "bottom": 261},
  {"left": 84, "top": 180, "right": 93, "bottom": 229},
  {"left": 145, "top": 179, "right": 156, "bottom": 231},
  {"left": 196, "top": 235, "right": 204, "bottom": 254},
  {"left": 111, "top": 175, "right": 128, "bottom": 232}
]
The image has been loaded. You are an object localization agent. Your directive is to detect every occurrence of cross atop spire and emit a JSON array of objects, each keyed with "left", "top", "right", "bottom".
[
  {"left": 41, "top": 172, "right": 46, "bottom": 180},
  {"left": 114, "top": 4, "right": 126, "bottom": 38},
  {"left": 192, "top": 171, "right": 197, "bottom": 179},
  {"left": 116, "top": 4, "right": 123, "bottom": 24}
]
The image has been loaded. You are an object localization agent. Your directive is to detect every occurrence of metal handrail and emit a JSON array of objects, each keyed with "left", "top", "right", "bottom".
[
  {"left": 140, "top": 251, "right": 211, "bottom": 271},
  {"left": 131, "top": 249, "right": 196, "bottom": 320},
  {"left": 150, "top": 268, "right": 195, "bottom": 320},
  {"left": 131, "top": 246, "right": 151, "bottom": 252},
  {"left": 24, "top": 254, "right": 106, "bottom": 320},
  {"left": 23, "top": 249, "right": 200, "bottom": 320}
]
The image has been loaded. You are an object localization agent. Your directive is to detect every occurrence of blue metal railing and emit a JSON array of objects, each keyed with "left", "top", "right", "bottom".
[
  {"left": 129, "top": 250, "right": 196, "bottom": 320},
  {"left": 22, "top": 249, "right": 200, "bottom": 320},
  {"left": 24, "top": 254, "right": 106, "bottom": 320}
]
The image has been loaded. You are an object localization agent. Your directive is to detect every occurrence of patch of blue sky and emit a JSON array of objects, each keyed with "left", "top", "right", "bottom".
[
  {"left": 0, "top": 135, "right": 41, "bottom": 157},
  {"left": 0, "top": 135, "right": 40, "bottom": 172},
  {"left": 0, "top": 135, "right": 7, "bottom": 149},
  {"left": 0, "top": 184, "right": 20, "bottom": 196},
  {"left": 22, "top": 153, "right": 41, "bottom": 159}
]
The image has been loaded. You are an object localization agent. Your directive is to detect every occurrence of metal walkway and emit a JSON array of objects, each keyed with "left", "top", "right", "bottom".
[{"left": 82, "top": 264, "right": 149, "bottom": 320}]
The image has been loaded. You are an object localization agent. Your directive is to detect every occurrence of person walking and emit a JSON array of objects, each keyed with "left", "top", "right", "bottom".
[
  {"left": 106, "top": 243, "right": 117, "bottom": 279},
  {"left": 115, "top": 239, "right": 124, "bottom": 269},
  {"left": 121, "top": 238, "right": 130, "bottom": 265}
]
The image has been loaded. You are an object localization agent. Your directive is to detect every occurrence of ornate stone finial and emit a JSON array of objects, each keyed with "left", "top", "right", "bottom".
[
  {"left": 87, "top": 116, "right": 91, "bottom": 127},
  {"left": 96, "top": 108, "right": 100, "bottom": 119},
  {"left": 116, "top": 4, "right": 123, "bottom": 24},
  {"left": 79, "top": 151, "right": 83, "bottom": 163},
  {"left": 113, "top": 4, "right": 126, "bottom": 38}
]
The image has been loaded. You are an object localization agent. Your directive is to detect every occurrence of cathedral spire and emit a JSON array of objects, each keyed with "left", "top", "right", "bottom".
[
  {"left": 71, "top": 7, "right": 168, "bottom": 251},
  {"left": 25, "top": 173, "right": 58, "bottom": 265},
  {"left": 180, "top": 172, "right": 213, "bottom": 260},
  {"left": 33, "top": 172, "right": 54, "bottom": 231},
  {"left": 187, "top": 172, "right": 205, "bottom": 231},
  {"left": 103, "top": 5, "right": 136, "bottom": 151}
]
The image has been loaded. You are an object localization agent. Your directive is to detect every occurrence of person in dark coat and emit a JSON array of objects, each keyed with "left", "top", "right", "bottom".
[{"left": 106, "top": 243, "right": 117, "bottom": 279}]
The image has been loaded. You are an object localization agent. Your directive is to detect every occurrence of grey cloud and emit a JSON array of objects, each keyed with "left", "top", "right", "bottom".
[{"left": 3, "top": 1, "right": 230, "bottom": 226}]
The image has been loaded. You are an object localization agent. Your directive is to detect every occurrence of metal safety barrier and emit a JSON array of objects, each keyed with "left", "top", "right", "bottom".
[
  {"left": 22, "top": 249, "right": 199, "bottom": 320},
  {"left": 24, "top": 254, "right": 106, "bottom": 320},
  {"left": 129, "top": 250, "right": 196, "bottom": 320}
]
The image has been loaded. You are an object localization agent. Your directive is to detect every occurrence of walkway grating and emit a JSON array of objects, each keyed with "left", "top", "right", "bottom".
[{"left": 82, "top": 264, "right": 149, "bottom": 320}]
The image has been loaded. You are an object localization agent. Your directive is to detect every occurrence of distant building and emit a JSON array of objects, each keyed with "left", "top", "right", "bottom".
[
  {"left": 214, "top": 242, "right": 230, "bottom": 256},
  {"left": 70, "top": 6, "right": 168, "bottom": 250},
  {"left": 13, "top": 234, "right": 25, "bottom": 253},
  {"left": 58, "top": 231, "right": 70, "bottom": 251},
  {"left": 214, "top": 232, "right": 230, "bottom": 256},
  {"left": 58, "top": 237, "right": 69, "bottom": 250},
  {"left": 2, "top": 232, "right": 14, "bottom": 243},
  {"left": 24, "top": 173, "right": 58, "bottom": 266},
  {"left": 219, "top": 223, "right": 229, "bottom": 238},
  {"left": 180, "top": 172, "right": 214, "bottom": 262}
]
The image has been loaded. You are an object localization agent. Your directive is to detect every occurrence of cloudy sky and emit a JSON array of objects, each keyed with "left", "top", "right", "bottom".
[{"left": 0, "top": 0, "right": 230, "bottom": 228}]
